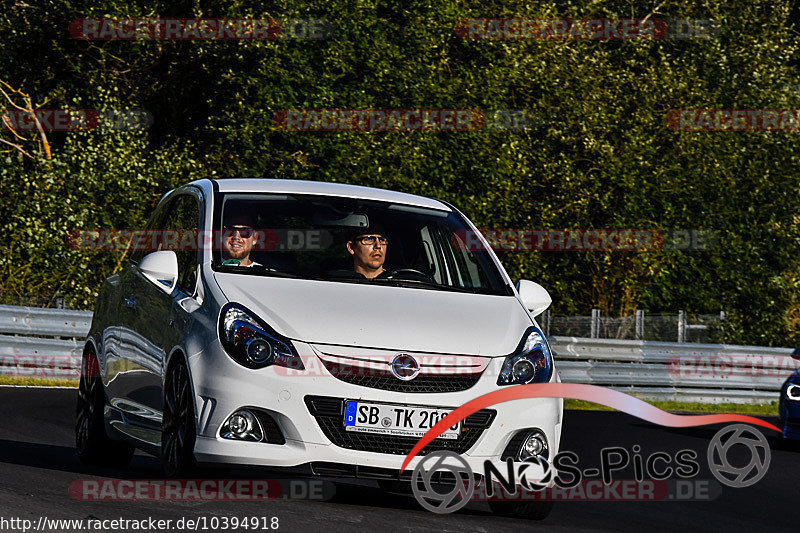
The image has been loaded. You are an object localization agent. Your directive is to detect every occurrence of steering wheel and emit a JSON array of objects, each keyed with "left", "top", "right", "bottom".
[{"left": 385, "top": 268, "right": 436, "bottom": 283}]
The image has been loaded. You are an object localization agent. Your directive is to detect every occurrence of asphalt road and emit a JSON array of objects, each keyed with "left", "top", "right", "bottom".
[{"left": 0, "top": 387, "right": 797, "bottom": 532}]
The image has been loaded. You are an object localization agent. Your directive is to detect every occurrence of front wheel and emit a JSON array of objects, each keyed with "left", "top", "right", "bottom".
[
  {"left": 161, "top": 358, "right": 197, "bottom": 477},
  {"left": 75, "top": 351, "right": 134, "bottom": 466},
  {"left": 489, "top": 500, "right": 555, "bottom": 520}
]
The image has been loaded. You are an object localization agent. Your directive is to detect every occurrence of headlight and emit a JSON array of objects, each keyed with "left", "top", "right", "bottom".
[
  {"left": 497, "top": 327, "right": 553, "bottom": 386},
  {"left": 786, "top": 383, "right": 800, "bottom": 401},
  {"left": 219, "top": 303, "right": 304, "bottom": 370}
]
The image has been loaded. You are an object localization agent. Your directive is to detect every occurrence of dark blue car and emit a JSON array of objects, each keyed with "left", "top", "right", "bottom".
[{"left": 778, "top": 350, "right": 800, "bottom": 443}]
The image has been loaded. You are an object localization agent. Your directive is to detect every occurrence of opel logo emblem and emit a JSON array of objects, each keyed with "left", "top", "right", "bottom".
[{"left": 390, "top": 353, "right": 420, "bottom": 381}]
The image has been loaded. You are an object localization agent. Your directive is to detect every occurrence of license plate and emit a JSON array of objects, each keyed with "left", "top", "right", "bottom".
[{"left": 344, "top": 401, "right": 461, "bottom": 440}]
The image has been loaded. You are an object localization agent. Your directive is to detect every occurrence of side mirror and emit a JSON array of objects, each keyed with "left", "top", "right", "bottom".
[
  {"left": 138, "top": 251, "right": 178, "bottom": 294},
  {"left": 516, "top": 280, "right": 552, "bottom": 317}
]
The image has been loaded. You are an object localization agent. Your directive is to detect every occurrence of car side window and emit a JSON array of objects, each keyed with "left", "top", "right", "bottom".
[
  {"left": 436, "top": 226, "right": 488, "bottom": 289},
  {"left": 130, "top": 198, "right": 174, "bottom": 265},
  {"left": 163, "top": 194, "right": 201, "bottom": 295}
]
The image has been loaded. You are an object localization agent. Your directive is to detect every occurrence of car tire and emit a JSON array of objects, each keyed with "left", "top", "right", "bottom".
[
  {"left": 75, "top": 350, "right": 135, "bottom": 466},
  {"left": 488, "top": 500, "right": 554, "bottom": 520},
  {"left": 161, "top": 357, "right": 197, "bottom": 477}
]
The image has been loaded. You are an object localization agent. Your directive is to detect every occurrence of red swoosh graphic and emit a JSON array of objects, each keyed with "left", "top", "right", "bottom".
[{"left": 400, "top": 383, "right": 781, "bottom": 472}]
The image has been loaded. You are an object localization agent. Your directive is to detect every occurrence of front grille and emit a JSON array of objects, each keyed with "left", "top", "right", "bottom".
[
  {"left": 305, "top": 395, "right": 495, "bottom": 456},
  {"left": 322, "top": 360, "right": 482, "bottom": 393}
]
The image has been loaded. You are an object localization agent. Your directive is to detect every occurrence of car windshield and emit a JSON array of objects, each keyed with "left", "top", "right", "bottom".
[{"left": 212, "top": 193, "right": 511, "bottom": 295}]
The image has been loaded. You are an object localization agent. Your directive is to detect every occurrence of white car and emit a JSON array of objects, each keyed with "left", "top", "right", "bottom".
[{"left": 76, "top": 178, "right": 562, "bottom": 518}]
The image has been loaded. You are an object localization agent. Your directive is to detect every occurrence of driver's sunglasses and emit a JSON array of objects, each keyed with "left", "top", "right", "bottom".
[
  {"left": 354, "top": 235, "right": 388, "bottom": 245},
  {"left": 224, "top": 225, "right": 254, "bottom": 239}
]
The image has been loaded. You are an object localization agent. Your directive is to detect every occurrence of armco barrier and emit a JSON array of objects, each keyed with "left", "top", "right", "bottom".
[
  {"left": 552, "top": 337, "right": 799, "bottom": 404},
  {"left": 0, "top": 304, "right": 90, "bottom": 379},
  {"left": 0, "top": 304, "right": 92, "bottom": 337},
  {"left": 0, "top": 305, "right": 796, "bottom": 403}
]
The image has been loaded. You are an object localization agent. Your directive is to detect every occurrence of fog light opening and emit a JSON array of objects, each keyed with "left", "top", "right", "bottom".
[
  {"left": 518, "top": 430, "right": 548, "bottom": 461},
  {"left": 221, "top": 410, "right": 264, "bottom": 442}
]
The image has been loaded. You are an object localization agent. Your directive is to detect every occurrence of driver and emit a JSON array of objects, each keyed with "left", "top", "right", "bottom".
[
  {"left": 222, "top": 211, "right": 262, "bottom": 267},
  {"left": 346, "top": 224, "right": 389, "bottom": 279}
]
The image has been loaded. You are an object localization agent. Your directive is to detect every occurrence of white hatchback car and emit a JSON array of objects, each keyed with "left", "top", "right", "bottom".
[{"left": 76, "top": 178, "right": 562, "bottom": 518}]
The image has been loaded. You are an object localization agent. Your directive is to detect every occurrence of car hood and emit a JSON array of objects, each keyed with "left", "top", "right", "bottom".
[{"left": 213, "top": 273, "right": 530, "bottom": 357}]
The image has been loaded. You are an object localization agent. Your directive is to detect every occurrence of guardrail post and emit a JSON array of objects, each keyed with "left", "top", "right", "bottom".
[
  {"left": 677, "top": 310, "right": 686, "bottom": 343},
  {"left": 541, "top": 309, "right": 551, "bottom": 337},
  {"left": 635, "top": 309, "right": 644, "bottom": 340},
  {"left": 590, "top": 309, "right": 600, "bottom": 338}
]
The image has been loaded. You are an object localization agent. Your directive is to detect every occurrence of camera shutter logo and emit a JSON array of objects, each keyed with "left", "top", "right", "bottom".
[
  {"left": 517, "top": 455, "right": 554, "bottom": 492},
  {"left": 707, "top": 424, "right": 770, "bottom": 488},
  {"left": 411, "top": 451, "right": 474, "bottom": 514}
]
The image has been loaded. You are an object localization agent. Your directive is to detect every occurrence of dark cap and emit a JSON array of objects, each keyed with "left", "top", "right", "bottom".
[
  {"left": 348, "top": 221, "right": 387, "bottom": 241},
  {"left": 224, "top": 209, "right": 255, "bottom": 228}
]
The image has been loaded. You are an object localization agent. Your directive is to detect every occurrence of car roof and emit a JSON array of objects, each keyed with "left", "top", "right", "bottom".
[{"left": 203, "top": 178, "right": 451, "bottom": 211}]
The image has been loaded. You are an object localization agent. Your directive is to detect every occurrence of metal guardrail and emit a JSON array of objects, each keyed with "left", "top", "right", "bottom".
[
  {"left": 552, "top": 337, "right": 798, "bottom": 404},
  {"left": 0, "top": 304, "right": 92, "bottom": 338},
  {"left": 0, "top": 305, "right": 90, "bottom": 379},
  {"left": 0, "top": 305, "right": 796, "bottom": 403}
]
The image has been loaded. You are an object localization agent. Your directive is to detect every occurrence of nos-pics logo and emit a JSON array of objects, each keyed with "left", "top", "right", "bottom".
[{"left": 411, "top": 424, "right": 770, "bottom": 514}]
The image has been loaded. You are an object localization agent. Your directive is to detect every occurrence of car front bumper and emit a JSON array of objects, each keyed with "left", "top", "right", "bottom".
[{"left": 189, "top": 339, "right": 563, "bottom": 476}]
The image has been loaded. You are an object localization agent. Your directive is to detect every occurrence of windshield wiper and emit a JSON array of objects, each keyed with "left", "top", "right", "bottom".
[
  {"left": 371, "top": 278, "right": 477, "bottom": 293},
  {"left": 219, "top": 265, "right": 300, "bottom": 278}
]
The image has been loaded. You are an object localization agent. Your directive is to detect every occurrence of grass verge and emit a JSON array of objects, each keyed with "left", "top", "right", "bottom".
[
  {"left": 0, "top": 376, "right": 78, "bottom": 387},
  {"left": 565, "top": 398, "right": 779, "bottom": 416}
]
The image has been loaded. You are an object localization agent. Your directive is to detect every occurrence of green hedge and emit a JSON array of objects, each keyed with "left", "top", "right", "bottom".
[{"left": 1, "top": 0, "right": 799, "bottom": 346}]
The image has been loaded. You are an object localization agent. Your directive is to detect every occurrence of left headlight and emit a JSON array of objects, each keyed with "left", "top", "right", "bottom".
[
  {"left": 497, "top": 327, "right": 553, "bottom": 386},
  {"left": 219, "top": 303, "right": 304, "bottom": 370},
  {"left": 786, "top": 383, "right": 800, "bottom": 401}
]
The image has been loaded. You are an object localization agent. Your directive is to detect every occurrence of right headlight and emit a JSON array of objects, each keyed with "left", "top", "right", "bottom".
[
  {"left": 219, "top": 303, "right": 304, "bottom": 370},
  {"left": 786, "top": 383, "right": 800, "bottom": 401},
  {"left": 497, "top": 327, "right": 553, "bottom": 386}
]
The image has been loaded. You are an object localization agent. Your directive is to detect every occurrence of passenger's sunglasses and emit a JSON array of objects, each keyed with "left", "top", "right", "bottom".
[
  {"left": 354, "top": 235, "right": 388, "bottom": 245},
  {"left": 224, "top": 226, "right": 254, "bottom": 239}
]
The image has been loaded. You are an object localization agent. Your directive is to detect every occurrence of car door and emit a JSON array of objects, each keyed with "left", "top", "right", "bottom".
[
  {"left": 104, "top": 195, "right": 175, "bottom": 433},
  {"left": 125, "top": 190, "right": 202, "bottom": 427},
  {"left": 160, "top": 188, "right": 204, "bottom": 373}
]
